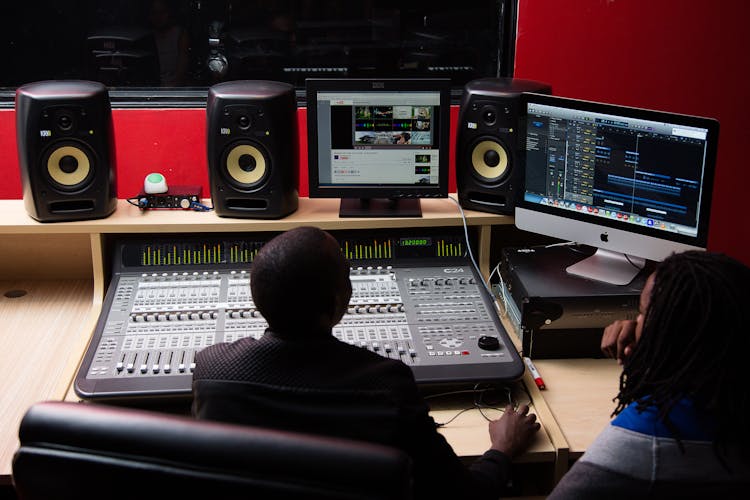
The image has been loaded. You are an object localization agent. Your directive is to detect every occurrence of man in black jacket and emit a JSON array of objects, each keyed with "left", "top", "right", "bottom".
[{"left": 192, "top": 226, "right": 540, "bottom": 499}]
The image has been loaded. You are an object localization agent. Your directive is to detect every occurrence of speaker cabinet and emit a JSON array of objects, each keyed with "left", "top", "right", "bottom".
[
  {"left": 16, "top": 80, "right": 117, "bottom": 222},
  {"left": 207, "top": 80, "right": 298, "bottom": 219},
  {"left": 457, "top": 78, "right": 551, "bottom": 215}
]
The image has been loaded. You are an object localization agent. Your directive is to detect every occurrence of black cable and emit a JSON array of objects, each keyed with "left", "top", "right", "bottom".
[
  {"left": 625, "top": 253, "right": 645, "bottom": 270},
  {"left": 430, "top": 383, "right": 519, "bottom": 426},
  {"left": 434, "top": 407, "right": 478, "bottom": 427},
  {"left": 126, "top": 196, "right": 145, "bottom": 208}
]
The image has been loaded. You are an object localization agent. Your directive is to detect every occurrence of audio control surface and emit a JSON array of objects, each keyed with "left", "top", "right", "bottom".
[{"left": 75, "top": 232, "right": 523, "bottom": 400}]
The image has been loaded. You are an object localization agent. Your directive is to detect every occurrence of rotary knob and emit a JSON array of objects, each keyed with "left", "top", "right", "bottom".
[{"left": 477, "top": 335, "right": 500, "bottom": 351}]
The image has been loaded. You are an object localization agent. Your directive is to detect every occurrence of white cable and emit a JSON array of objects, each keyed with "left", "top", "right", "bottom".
[
  {"left": 449, "top": 197, "right": 495, "bottom": 298},
  {"left": 544, "top": 241, "right": 576, "bottom": 248}
]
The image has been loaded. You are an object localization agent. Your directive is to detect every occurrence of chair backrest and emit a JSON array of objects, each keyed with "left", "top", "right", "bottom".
[
  {"left": 192, "top": 379, "right": 415, "bottom": 446},
  {"left": 12, "top": 401, "right": 412, "bottom": 500}
]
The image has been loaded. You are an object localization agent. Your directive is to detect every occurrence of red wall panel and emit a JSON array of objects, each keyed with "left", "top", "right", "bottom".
[
  {"left": 112, "top": 108, "right": 207, "bottom": 200},
  {"left": 3, "top": 0, "right": 744, "bottom": 264},
  {"left": 0, "top": 110, "right": 18, "bottom": 199},
  {"left": 514, "top": 0, "right": 750, "bottom": 264}
]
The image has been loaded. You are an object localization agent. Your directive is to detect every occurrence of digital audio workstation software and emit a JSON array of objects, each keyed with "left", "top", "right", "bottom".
[{"left": 524, "top": 102, "right": 711, "bottom": 237}]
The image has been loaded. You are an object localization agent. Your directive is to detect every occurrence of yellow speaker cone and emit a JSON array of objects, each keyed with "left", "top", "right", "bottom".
[
  {"left": 47, "top": 145, "right": 90, "bottom": 186},
  {"left": 471, "top": 140, "right": 508, "bottom": 181},
  {"left": 226, "top": 144, "right": 267, "bottom": 185}
]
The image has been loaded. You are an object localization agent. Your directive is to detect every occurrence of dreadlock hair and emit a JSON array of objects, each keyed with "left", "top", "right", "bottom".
[{"left": 613, "top": 250, "right": 750, "bottom": 452}]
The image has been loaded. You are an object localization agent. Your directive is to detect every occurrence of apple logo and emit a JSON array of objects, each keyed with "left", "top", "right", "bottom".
[{"left": 600, "top": 232, "right": 609, "bottom": 242}]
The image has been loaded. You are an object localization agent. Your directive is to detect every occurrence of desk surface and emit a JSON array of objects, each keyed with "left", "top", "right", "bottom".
[
  {"left": 533, "top": 358, "right": 621, "bottom": 457},
  {"left": 432, "top": 388, "right": 556, "bottom": 463},
  {"left": 0, "top": 280, "right": 96, "bottom": 484}
]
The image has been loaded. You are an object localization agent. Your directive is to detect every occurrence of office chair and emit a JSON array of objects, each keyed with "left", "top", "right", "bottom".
[{"left": 12, "top": 401, "right": 412, "bottom": 500}]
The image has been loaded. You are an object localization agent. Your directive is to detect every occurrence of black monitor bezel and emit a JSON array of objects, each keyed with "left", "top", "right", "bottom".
[
  {"left": 517, "top": 92, "right": 720, "bottom": 248},
  {"left": 306, "top": 78, "right": 451, "bottom": 201}
]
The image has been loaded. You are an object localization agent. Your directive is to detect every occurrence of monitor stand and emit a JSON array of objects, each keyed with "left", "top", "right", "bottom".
[
  {"left": 566, "top": 248, "right": 646, "bottom": 286},
  {"left": 339, "top": 198, "right": 422, "bottom": 218}
]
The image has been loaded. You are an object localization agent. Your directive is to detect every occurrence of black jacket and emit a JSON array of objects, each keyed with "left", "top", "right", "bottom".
[{"left": 192, "top": 330, "right": 511, "bottom": 500}]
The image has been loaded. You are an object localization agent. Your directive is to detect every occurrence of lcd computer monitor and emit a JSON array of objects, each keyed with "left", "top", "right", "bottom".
[
  {"left": 516, "top": 93, "right": 719, "bottom": 285},
  {"left": 306, "top": 78, "right": 450, "bottom": 217}
]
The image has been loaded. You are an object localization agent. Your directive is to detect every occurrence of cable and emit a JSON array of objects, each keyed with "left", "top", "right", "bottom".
[
  {"left": 544, "top": 241, "right": 577, "bottom": 248},
  {"left": 430, "top": 383, "right": 527, "bottom": 426},
  {"left": 449, "top": 197, "right": 495, "bottom": 298},
  {"left": 489, "top": 260, "right": 509, "bottom": 317},
  {"left": 423, "top": 388, "right": 490, "bottom": 401},
  {"left": 625, "top": 253, "right": 645, "bottom": 271},
  {"left": 190, "top": 200, "right": 214, "bottom": 212},
  {"left": 126, "top": 196, "right": 147, "bottom": 208},
  {"left": 434, "top": 407, "right": 478, "bottom": 427}
]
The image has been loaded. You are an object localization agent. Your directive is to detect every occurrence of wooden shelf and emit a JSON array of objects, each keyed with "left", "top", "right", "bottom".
[{"left": 0, "top": 196, "right": 513, "bottom": 235}]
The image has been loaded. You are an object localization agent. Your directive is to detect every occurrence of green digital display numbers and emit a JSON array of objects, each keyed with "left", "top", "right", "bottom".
[{"left": 399, "top": 238, "right": 431, "bottom": 247}]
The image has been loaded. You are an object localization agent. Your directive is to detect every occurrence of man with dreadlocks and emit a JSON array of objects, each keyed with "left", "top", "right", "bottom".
[{"left": 548, "top": 250, "right": 750, "bottom": 499}]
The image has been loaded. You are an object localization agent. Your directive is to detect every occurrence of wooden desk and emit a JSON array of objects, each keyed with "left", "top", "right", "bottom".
[
  {"left": 0, "top": 196, "right": 615, "bottom": 491},
  {"left": 533, "top": 358, "right": 621, "bottom": 458},
  {"left": 0, "top": 280, "right": 97, "bottom": 485},
  {"left": 0, "top": 196, "right": 515, "bottom": 484},
  {"left": 497, "top": 309, "right": 623, "bottom": 479},
  {"left": 431, "top": 389, "right": 556, "bottom": 464}
]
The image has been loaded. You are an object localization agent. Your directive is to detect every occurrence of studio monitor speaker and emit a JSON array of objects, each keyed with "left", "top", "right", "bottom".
[
  {"left": 457, "top": 78, "right": 551, "bottom": 215},
  {"left": 207, "top": 80, "right": 298, "bottom": 219},
  {"left": 16, "top": 80, "right": 117, "bottom": 222}
]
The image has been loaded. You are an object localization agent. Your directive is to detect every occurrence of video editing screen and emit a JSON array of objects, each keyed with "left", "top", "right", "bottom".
[
  {"left": 314, "top": 90, "right": 442, "bottom": 187},
  {"left": 523, "top": 102, "right": 712, "bottom": 239}
]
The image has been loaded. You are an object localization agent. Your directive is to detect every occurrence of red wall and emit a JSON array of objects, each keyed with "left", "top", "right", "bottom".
[
  {"left": 514, "top": 0, "right": 750, "bottom": 265},
  {"left": 1, "top": 0, "right": 746, "bottom": 264}
]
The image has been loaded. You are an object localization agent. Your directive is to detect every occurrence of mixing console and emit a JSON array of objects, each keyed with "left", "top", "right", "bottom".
[{"left": 75, "top": 230, "right": 523, "bottom": 400}]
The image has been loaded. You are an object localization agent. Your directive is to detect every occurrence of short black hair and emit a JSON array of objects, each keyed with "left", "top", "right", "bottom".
[
  {"left": 614, "top": 250, "right": 750, "bottom": 450},
  {"left": 250, "top": 227, "right": 351, "bottom": 335}
]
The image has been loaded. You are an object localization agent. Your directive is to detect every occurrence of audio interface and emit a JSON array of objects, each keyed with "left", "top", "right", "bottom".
[{"left": 137, "top": 185, "right": 203, "bottom": 210}]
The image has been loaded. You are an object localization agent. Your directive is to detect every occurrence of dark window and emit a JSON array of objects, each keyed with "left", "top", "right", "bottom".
[{"left": 0, "top": 0, "right": 517, "bottom": 107}]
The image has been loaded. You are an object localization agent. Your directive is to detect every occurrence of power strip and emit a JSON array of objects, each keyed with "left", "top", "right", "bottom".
[{"left": 137, "top": 185, "right": 203, "bottom": 210}]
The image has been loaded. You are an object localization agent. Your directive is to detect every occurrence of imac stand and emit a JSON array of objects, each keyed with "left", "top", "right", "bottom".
[
  {"left": 339, "top": 198, "right": 422, "bottom": 218},
  {"left": 566, "top": 248, "right": 646, "bottom": 286}
]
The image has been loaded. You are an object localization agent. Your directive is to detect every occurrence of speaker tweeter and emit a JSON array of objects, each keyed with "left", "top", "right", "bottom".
[
  {"left": 456, "top": 78, "right": 552, "bottom": 215},
  {"left": 207, "top": 80, "right": 298, "bottom": 219}
]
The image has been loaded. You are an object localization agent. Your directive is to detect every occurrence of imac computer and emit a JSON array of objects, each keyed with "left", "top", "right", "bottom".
[
  {"left": 306, "top": 78, "right": 450, "bottom": 217},
  {"left": 516, "top": 93, "right": 719, "bottom": 285}
]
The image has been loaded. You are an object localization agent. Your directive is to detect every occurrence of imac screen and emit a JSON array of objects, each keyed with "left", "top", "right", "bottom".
[
  {"left": 307, "top": 78, "right": 450, "bottom": 217},
  {"left": 516, "top": 93, "right": 719, "bottom": 285}
]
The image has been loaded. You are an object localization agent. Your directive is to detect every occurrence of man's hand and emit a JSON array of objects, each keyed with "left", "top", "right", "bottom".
[
  {"left": 601, "top": 319, "right": 637, "bottom": 364},
  {"left": 489, "top": 404, "right": 541, "bottom": 458}
]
